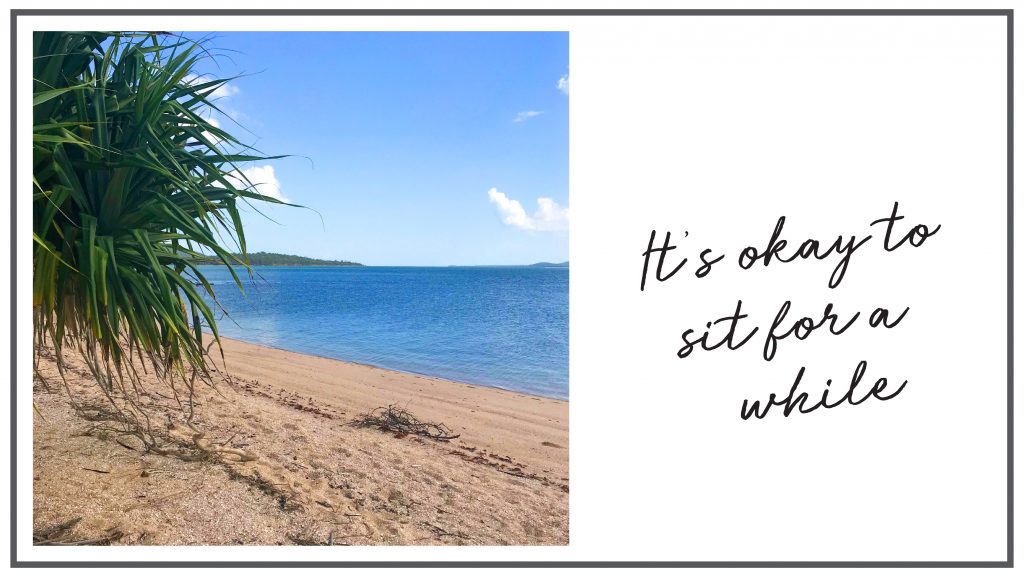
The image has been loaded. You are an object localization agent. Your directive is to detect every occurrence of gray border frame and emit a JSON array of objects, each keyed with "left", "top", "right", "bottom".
[{"left": 9, "top": 8, "right": 1013, "bottom": 568}]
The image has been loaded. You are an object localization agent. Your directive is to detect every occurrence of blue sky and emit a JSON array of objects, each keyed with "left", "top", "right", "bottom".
[{"left": 188, "top": 32, "right": 569, "bottom": 266}]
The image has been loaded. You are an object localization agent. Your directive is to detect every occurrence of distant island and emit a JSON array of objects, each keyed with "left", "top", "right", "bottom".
[
  {"left": 526, "top": 261, "right": 569, "bottom": 268},
  {"left": 450, "top": 261, "right": 569, "bottom": 268},
  {"left": 195, "top": 253, "right": 566, "bottom": 268},
  {"left": 198, "top": 252, "right": 363, "bottom": 266}
]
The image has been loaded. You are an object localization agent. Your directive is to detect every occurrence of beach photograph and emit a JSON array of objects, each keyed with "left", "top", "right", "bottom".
[{"left": 31, "top": 31, "right": 568, "bottom": 546}]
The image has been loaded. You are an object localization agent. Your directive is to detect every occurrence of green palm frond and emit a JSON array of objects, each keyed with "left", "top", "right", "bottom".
[{"left": 32, "top": 31, "right": 285, "bottom": 445}]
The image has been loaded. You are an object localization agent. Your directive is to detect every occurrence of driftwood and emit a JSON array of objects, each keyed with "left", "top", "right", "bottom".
[{"left": 352, "top": 404, "right": 460, "bottom": 441}]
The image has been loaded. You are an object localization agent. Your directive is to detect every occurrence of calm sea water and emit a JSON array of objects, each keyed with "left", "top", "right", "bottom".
[{"left": 196, "top": 266, "right": 569, "bottom": 399}]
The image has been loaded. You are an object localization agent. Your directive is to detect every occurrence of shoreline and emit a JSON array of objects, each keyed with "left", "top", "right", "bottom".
[
  {"left": 33, "top": 334, "right": 569, "bottom": 545},
  {"left": 205, "top": 332, "right": 570, "bottom": 402},
  {"left": 207, "top": 336, "right": 570, "bottom": 479}
]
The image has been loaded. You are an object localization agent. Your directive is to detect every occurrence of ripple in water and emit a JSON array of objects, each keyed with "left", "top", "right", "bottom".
[{"left": 195, "top": 266, "right": 569, "bottom": 399}]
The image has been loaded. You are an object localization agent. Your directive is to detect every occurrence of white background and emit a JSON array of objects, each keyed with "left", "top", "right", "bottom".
[
  {"left": 3, "top": 2, "right": 1014, "bottom": 567},
  {"left": 572, "top": 14, "right": 1007, "bottom": 562}
]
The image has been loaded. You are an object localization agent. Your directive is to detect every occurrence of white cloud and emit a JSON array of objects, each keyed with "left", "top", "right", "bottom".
[
  {"left": 513, "top": 110, "right": 544, "bottom": 123},
  {"left": 487, "top": 188, "right": 531, "bottom": 229},
  {"left": 199, "top": 116, "right": 222, "bottom": 146},
  {"left": 487, "top": 188, "right": 568, "bottom": 232},
  {"left": 557, "top": 73, "right": 570, "bottom": 95},
  {"left": 211, "top": 83, "right": 239, "bottom": 100},
  {"left": 225, "top": 165, "right": 288, "bottom": 203},
  {"left": 182, "top": 74, "right": 243, "bottom": 131},
  {"left": 183, "top": 73, "right": 239, "bottom": 101}
]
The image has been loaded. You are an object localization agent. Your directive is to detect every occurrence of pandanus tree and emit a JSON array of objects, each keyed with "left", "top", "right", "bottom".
[{"left": 32, "top": 32, "right": 283, "bottom": 447}]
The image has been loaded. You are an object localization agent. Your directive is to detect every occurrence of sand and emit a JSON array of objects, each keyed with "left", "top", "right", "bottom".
[{"left": 32, "top": 336, "right": 568, "bottom": 546}]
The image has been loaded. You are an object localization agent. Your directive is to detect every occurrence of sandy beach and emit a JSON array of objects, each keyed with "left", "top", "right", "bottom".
[{"left": 32, "top": 336, "right": 569, "bottom": 546}]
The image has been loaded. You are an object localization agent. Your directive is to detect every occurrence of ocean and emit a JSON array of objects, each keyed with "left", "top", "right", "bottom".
[{"left": 196, "top": 266, "right": 569, "bottom": 400}]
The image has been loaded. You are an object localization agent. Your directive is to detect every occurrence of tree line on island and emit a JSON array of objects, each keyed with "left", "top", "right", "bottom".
[
  {"left": 195, "top": 251, "right": 364, "bottom": 267},
  {"left": 524, "top": 261, "right": 569, "bottom": 268},
  {"left": 196, "top": 253, "right": 568, "bottom": 267}
]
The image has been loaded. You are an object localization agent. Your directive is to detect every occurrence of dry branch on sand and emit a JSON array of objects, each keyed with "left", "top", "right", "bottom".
[
  {"left": 352, "top": 404, "right": 460, "bottom": 441},
  {"left": 33, "top": 517, "right": 124, "bottom": 546}
]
